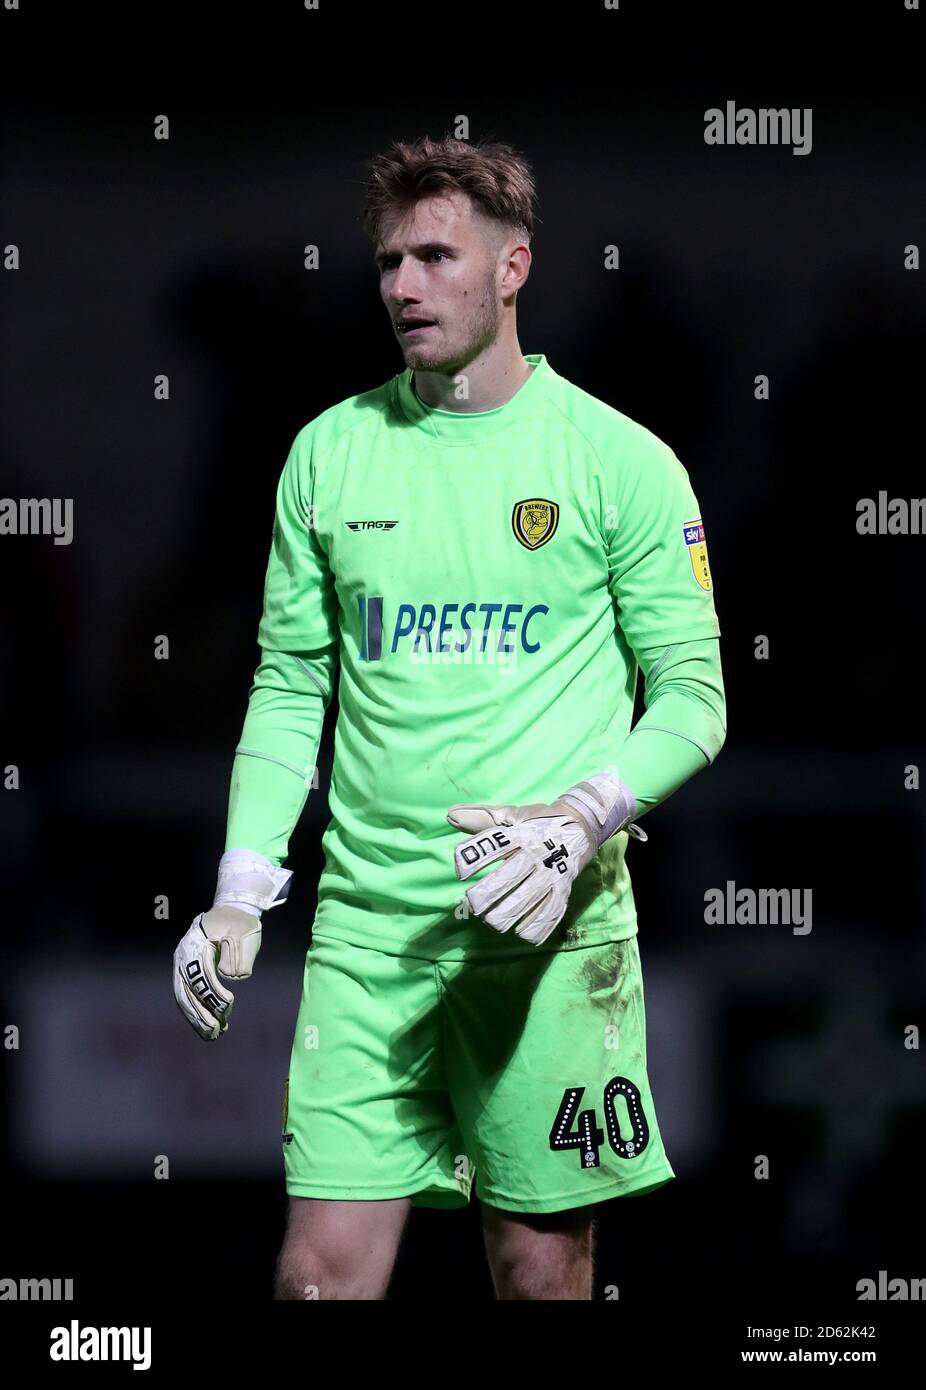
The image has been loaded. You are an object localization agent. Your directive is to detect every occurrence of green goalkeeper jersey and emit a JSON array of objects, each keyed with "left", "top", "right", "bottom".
[{"left": 238, "top": 352, "right": 723, "bottom": 954}]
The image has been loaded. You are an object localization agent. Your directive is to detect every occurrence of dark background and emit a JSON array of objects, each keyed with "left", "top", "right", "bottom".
[{"left": 1, "top": 0, "right": 923, "bottom": 1345}]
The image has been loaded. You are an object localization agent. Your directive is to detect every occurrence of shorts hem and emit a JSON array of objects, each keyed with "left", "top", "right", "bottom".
[
  {"left": 285, "top": 1179, "right": 469, "bottom": 1208},
  {"left": 476, "top": 1165, "right": 675, "bottom": 1213}
]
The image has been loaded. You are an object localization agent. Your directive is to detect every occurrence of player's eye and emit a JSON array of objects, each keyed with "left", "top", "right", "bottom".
[{"left": 379, "top": 251, "right": 448, "bottom": 271}]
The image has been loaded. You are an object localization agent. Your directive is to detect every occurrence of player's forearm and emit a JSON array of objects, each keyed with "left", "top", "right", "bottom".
[
  {"left": 615, "top": 637, "right": 726, "bottom": 817},
  {"left": 224, "top": 645, "right": 337, "bottom": 865}
]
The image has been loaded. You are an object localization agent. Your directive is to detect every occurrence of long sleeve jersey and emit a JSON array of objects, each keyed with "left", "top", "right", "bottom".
[{"left": 225, "top": 353, "right": 726, "bottom": 956}]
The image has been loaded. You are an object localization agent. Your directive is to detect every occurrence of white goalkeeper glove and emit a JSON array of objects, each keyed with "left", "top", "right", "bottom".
[
  {"left": 448, "top": 772, "right": 646, "bottom": 946},
  {"left": 173, "top": 848, "right": 293, "bottom": 1041}
]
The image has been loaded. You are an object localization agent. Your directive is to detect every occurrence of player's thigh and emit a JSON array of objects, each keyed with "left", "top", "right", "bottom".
[
  {"left": 481, "top": 1201, "right": 596, "bottom": 1266},
  {"left": 276, "top": 1195, "right": 412, "bottom": 1297},
  {"left": 480, "top": 1203, "right": 596, "bottom": 1299}
]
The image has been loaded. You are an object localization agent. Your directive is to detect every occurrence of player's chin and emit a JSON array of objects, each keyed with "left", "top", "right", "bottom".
[
  {"left": 403, "top": 347, "right": 443, "bottom": 369},
  {"left": 399, "top": 331, "right": 446, "bottom": 362}
]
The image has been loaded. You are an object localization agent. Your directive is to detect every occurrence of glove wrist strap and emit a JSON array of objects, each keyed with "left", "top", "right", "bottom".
[
  {"left": 559, "top": 772, "right": 647, "bottom": 849},
  {"left": 213, "top": 849, "right": 293, "bottom": 914}
]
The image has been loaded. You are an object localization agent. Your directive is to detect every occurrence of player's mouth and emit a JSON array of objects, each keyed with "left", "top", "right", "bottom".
[{"left": 398, "top": 318, "right": 437, "bottom": 338}]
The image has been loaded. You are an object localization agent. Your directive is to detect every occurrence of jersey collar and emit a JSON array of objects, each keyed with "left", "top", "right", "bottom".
[{"left": 395, "top": 352, "right": 550, "bottom": 442}]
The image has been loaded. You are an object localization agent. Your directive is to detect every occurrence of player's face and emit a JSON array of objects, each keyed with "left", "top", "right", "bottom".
[{"left": 377, "top": 192, "right": 503, "bottom": 375}]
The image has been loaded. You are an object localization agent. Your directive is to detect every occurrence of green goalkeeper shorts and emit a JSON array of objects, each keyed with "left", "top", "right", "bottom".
[{"left": 282, "top": 930, "right": 675, "bottom": 1213}]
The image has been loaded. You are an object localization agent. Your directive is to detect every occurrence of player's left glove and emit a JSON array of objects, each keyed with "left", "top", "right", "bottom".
[{"left": 448, "top": 772, "right": 647, "bottom": 946}]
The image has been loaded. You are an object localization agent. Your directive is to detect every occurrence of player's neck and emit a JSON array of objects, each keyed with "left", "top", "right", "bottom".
[{"left": 412, "top": 352, "right": 534, "bottom": 414}]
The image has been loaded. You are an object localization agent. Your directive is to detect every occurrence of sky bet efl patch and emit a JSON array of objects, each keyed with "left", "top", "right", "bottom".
[{"left": 683, "top": 517, "right": 713, "bottom": 591}]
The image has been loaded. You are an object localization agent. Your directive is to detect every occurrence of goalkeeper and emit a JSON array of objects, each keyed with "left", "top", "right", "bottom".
[{"left": 173, "top": 154, "right": 726, "bottom": 1302}]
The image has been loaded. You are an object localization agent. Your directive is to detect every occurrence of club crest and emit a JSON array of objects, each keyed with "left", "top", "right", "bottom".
[{"left": 512, "top": 498, "right": 559, "bottom": 550}]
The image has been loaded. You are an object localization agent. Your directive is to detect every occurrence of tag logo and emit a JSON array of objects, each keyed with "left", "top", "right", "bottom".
[
  {"left": 682, "top": 517, "right": 713, "bottom": 591},
  {"left": 512, "top": 498, "right": 559, "bottom": 550},
  {"left": 345, "top": 520, "right": 398, "bottom": 531}
]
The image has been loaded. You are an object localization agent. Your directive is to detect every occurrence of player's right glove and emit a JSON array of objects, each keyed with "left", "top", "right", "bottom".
[{"left": 173, "top": 848, "right": 292, "bottom": 1041}]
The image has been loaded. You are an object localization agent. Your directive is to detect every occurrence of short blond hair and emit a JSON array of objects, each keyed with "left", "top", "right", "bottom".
[{"left": 361, "top": 133, "right": 538, "bottom": 251}]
